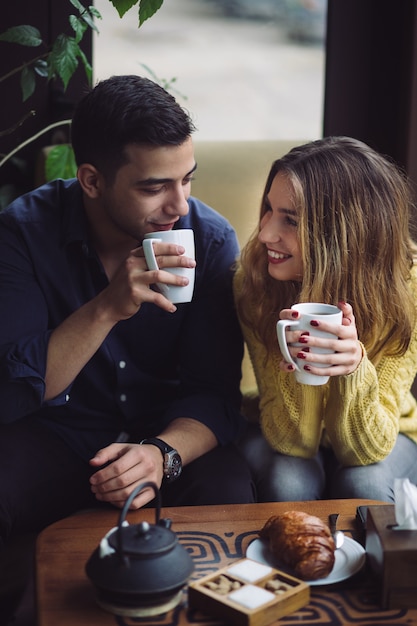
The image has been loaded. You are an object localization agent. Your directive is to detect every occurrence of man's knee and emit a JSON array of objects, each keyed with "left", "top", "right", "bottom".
[{"left": 162, "top": 444, "right": 255, "bottom": 505}]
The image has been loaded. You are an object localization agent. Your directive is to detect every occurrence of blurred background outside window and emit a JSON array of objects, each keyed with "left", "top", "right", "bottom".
[{"left": 93, "top": 0, "right": 327, "bottom": 141}]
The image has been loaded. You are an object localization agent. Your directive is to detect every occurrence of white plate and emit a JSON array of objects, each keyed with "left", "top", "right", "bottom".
[{"left": 246, "top": 536, "right": 366, "bottom": 586}]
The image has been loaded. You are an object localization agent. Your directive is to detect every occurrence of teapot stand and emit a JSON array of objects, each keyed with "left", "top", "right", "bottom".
[{"left": 97, "top": 589, "right": 183, "bottom": 617}]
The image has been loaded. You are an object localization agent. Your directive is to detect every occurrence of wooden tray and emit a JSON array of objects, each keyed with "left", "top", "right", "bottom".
[{"left": 188, "top": 558, "right": 310, "bottom": 626}]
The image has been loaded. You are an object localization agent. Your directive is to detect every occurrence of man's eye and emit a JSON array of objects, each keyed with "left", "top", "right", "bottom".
[
  {"left": 143, "top": 187, "right": 163, "bottom": 195},
  {"left": 183, "top": 176, "right": 195, "bottom": 185}
]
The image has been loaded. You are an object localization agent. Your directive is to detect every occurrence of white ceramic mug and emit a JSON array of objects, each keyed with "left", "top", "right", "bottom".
[
  {"left": 276, "top": 303, "right": 342, "bottom": 385},
  {"left": 142, "top": 229, "right": 195, "bottom": 304}
]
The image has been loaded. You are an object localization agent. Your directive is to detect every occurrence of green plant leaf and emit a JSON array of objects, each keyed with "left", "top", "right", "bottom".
[
  {"left": 69, "top": 0, "right": 87, "bottom": 13},
  {"left": 71, "top": 0, "right": 99, "bottom": 16},
  {"left": 21, "top": 66, "right": 36, "bottom": 101},
  {"left": 139, "top": 63, "right": 185, "bottom": 99},
  {"left": 139, "top": 0, "right": 164, "bottom": 26},
  {"left": 68, "top": 0, "right": 101, "bottom": 32},
  {"left": 0, "top": 25, "right": 42, "bottom": 47},
  {"left": 88, "top": 6, "right": 102, "bottom": 19},
  {"left": 77, "top": 47, "right": 92, "bottom": 84},
  {"left": 49, "top": 34, "right": 79, "bottom": 89},
  {"left": 79, "top": 8, "right": 100, "bottom": 32},
  {"left": 69, "top": 15, "right": 88, "bottom": 43},
  {"left": 45, "top": 144, "right": 77, "bottom": 181},
  {"left": 110, "top": 0, "right": 138, "bottom": 19}
]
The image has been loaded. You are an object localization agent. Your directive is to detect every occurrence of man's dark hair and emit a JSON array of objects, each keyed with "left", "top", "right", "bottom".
[{"left": 71, "top": 74, "right": 196, "bottom": 181}]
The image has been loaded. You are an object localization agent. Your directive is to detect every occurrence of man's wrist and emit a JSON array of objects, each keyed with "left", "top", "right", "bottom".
[{"left": 139, "top": 437, "right": 182, "bottom": 481}]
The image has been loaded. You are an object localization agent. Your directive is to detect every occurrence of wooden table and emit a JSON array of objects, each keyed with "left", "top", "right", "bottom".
[{"left": 36, "top": 499, "right": 416, "bottom": 626}]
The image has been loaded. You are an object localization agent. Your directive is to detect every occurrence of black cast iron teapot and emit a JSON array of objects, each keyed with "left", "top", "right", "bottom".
[{"left": 85, "top": 481, "right": 194, "bottom": 618}]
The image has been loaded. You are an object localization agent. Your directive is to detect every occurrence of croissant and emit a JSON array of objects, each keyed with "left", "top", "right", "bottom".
[{"left": 259, "top": 511, "right": 336, "bottom": 580}]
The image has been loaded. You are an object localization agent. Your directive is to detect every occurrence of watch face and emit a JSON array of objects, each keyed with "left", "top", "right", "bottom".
[{"left": 165, "top": 451, "right": 182, "bottom": 480}]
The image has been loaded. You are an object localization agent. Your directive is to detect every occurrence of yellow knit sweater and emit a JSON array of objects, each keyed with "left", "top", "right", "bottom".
[{"left": 234, "top": 267, "right": 417, "bottom": 466}]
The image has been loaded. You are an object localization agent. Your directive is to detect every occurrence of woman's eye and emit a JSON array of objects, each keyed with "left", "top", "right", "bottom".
[{"left": 286, "top": 216, "right": 298, "bottom": 227}]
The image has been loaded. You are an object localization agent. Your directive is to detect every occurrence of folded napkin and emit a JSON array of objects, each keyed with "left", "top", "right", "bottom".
[{"left": 393, "top": 478, "right": 417, "bottom": 529}]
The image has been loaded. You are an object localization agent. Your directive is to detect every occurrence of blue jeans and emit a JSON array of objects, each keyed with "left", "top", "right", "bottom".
[{"left": 239, "top": 423, "right": 417, "bottom": 502}]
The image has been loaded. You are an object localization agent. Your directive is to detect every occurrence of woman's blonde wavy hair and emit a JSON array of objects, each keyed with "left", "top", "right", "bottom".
[{"left": 235, "top": 136, "right": 417, "bottom": 363}]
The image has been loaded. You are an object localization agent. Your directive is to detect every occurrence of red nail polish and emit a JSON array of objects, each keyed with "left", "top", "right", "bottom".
[
  {"left": 297, "top": 352, "right": 306, "bottom": 359},
  {"left": 291, "top": 311, "right": 298, "bottom": 318},
  {"left": 304, "top": 365, "right": 311, "bottom": 371},
  {"left": 310, "top": 320, "right": 319, "bottom": 327},
  {"left": 299, "top": 336, "right": 308, "bottom": 343},
  {"left": 288, "top": 364, "right": 295, "bottom": 371}
]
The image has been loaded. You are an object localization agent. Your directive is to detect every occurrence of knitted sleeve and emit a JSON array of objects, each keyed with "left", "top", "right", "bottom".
[
  {"left": 324, "top": 263, "right": 417, "bottom": 465},
  {"left": 324, "top": 341, "right": 417, "bottom": 465}
]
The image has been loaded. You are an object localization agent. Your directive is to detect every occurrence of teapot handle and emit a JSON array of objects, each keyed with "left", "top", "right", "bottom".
[{"left": 117, "top": 481, "right": 161, "bottom": 564}]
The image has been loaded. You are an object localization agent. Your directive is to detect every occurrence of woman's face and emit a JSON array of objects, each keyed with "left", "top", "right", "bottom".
[{"left": 258, "top": 171, "right": 303, "bottom": 282}]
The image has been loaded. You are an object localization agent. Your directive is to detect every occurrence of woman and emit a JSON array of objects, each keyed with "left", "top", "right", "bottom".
[{"left": 234, "top": 136, "right": 417, "bottom": 502}]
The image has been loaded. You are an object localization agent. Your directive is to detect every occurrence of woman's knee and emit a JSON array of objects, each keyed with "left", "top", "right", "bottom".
[
  {"left": 329, "top": 464, "right": 394, "bottom": 502},
  {"left": 257, "top": 467, "right": 323, "bottom": 502},
  {"left": 238, "top": 428, "right": 325, "bottom": 501}
]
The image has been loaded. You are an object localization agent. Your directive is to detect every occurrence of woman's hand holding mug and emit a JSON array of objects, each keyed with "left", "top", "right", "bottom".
[{"left": 276, "top": 302, "right": 343, "bottom": 385}]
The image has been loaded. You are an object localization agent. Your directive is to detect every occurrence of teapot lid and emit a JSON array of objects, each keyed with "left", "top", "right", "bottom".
[{"left": 108, "top": 519, "right": 177, "bottom": 558}]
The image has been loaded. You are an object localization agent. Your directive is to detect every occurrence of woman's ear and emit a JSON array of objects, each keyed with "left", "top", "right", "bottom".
[{"left": 77, "top": 163, "right": 103, "bottom": 199}]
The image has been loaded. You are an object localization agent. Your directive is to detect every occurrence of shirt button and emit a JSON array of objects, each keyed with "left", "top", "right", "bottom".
[
  {"left": 65, "top": 394, "right": 70, "bottom": 402},
  {"left": 119, "top": 361, "right": 126, "bottom": 369},
  {"left": 120, "top": 394, "right": 127, "bottom": 402}
]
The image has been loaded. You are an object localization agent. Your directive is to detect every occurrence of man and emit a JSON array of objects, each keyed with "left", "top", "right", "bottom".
[{"left": 0, "top": 74, "right": 254, "bottom": 550}]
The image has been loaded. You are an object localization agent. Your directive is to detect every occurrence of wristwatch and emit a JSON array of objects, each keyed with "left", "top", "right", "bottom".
[{"left": 139, "top": 437, "right": 182, "bottom": 481}]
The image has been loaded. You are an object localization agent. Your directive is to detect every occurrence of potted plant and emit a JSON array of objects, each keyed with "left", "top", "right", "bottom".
[{"left": 0, "top": 0, "right": 165, "bottom": 210}]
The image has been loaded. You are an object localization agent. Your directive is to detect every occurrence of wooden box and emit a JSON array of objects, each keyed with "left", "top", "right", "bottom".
[
  {"left": 188, "top": 558, "right": 310, "bottom": 626},
  {"left": 366, "top": 505, "right": 417, "bottom": 608}
]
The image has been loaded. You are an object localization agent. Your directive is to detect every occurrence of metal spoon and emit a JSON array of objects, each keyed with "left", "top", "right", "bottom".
[{"left": 328, "top": 513, "right": 345, "bottom": 549}]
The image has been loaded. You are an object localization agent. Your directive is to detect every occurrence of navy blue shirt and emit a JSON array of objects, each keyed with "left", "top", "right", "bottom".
[{"left": 0, "top": 179, "right": 244, "bottom": 460}]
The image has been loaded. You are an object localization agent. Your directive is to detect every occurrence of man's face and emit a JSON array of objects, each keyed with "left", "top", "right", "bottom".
[{"left": 97, "top": 137, "right": 196, "bottom": 245}]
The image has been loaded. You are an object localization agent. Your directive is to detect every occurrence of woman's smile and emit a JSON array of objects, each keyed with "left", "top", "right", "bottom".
[{"left": 267, "top": 248, "right": 292, "bottom": 263}]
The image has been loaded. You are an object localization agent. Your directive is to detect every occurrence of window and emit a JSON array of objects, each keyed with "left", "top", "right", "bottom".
[{"left": 93, "top": 0, "right": 327, "bottom": 141}]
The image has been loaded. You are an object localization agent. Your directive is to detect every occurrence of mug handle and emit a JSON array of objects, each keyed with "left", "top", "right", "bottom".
[
  {"left": 276, "top": 319, "right": 301, "bottom": 371},
  {"left": 142, "top": 238, "right": 169, "bottom": 298},
  {"left": 142, "top": 238, "right": 162, "bottom": 271}
]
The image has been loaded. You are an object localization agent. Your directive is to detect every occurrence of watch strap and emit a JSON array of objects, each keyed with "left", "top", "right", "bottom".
[
  {"left": 139, "top": 437, "right": 174, "bottom": 455},
  {"left": 139, "top": 437, "right": 182, "bottom": 481}
]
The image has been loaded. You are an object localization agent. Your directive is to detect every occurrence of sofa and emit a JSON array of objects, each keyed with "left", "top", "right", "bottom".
[{"left": 192, "top": 139, "right": 302, "bottom": 394}]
